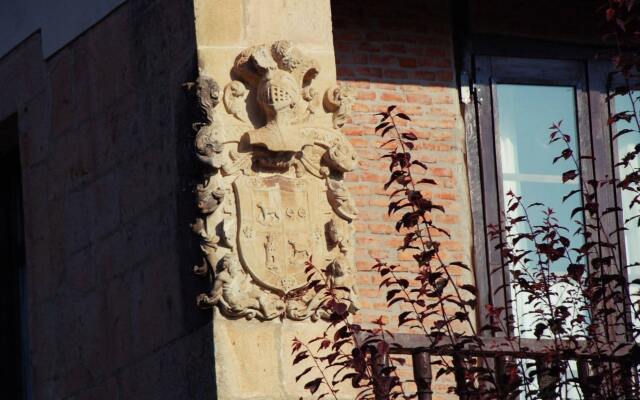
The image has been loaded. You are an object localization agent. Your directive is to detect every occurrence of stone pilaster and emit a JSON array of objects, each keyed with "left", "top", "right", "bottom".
[{"left": 191, "top": 2, "right": 356, "bottom": 399}]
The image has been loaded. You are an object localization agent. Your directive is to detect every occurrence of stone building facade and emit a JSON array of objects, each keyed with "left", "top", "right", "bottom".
[{"left": 0, "top": 0, "right": 610, "bottom": 399}]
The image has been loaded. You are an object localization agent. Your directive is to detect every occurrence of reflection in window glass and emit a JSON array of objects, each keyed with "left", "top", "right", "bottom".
[
  {"left": 496, "top": 84, "right": 584, "bottom": 313},
  {"left": 614, "top": 94, "right": 640, "bottom": 330},
  {"left": 497, "top": 84, "right": 582, "bottom": 248},
  {"left": 496, "top": 84, "right": 584, "bottom": 399}
]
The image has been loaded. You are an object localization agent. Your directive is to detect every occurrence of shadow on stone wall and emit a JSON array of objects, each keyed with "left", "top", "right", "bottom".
[{"left": 0, "top": 0, "right": 217, "bottom": 398}]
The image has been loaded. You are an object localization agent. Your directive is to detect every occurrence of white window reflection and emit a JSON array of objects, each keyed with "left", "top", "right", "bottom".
[
  {"left": 496, "top": 84, "right": 585, "bottom": 399},
  {"left": 613, "top": 93, "right": 640, "bottom": 332}
]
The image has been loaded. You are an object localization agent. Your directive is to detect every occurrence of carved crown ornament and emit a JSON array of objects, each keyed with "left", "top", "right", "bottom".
[{"left": 186, "top": 41, "right": 358, "bottom": 321}]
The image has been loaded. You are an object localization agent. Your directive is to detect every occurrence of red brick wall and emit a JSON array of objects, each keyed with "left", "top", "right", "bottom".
[
  {"left": 331, "top": 2, "right": 472, "bottom": 396},
  {"left": 331, "top": 0, "right": 474, "bottom": 329},
  {"left": 330, "top": 0, "right": 604, "bottom": 329},
  {"left": 331, "top": 1, "right": 606, "bottom": 396}
]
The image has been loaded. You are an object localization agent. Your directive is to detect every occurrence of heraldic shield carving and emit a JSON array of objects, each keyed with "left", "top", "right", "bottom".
[{"left": 187, "top": 41, "right": 359, "bottom": 321}]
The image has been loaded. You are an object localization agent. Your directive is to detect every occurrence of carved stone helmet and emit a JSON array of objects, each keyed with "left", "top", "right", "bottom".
[{"left": 256, "top": 69, "right": 301, "bottom": 119}]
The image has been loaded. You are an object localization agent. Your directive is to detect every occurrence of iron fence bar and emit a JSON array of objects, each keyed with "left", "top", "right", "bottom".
[
  {"left": 577, "top": 360, "right": 594, "bottom": 400},
  {"left": 535, "top": 357, "right": 558, "bottom": 400},
  {"left": 620, "top": 360, "right": 634, "bottom": 399},
  {"left": 412, "top": 350, "right": 433, "bottom": 400},
  {"left": 452, "top": 353, "right": 470, "bottom": 400}
]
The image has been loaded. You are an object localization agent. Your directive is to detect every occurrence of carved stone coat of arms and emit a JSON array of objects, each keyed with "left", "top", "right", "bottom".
[{"left": 188, "top": 41, "right": 358, "bottom": 321}]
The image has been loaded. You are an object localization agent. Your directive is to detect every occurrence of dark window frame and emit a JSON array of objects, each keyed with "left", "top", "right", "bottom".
[{"left": 606, "top": 74, "right": 638, "bottom": 282}]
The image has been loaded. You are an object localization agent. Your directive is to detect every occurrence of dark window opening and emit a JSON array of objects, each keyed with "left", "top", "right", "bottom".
[{"left": 0, "top": 113, "right": 27, "bottom": 399}]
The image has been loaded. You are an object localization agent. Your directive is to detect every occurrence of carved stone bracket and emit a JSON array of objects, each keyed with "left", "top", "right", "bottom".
[{"left": 187, "top": 41, "right": 358, "bottom": 321}]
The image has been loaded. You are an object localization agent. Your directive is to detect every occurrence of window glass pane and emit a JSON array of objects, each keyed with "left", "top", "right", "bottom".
[
  {"left": 497, "top": 85, "right": 579, "bottom": 176},
  {"left": 496, "top": 83, "right": 585, "bottom": 400},
  {"left": 614, "top": 93, "right": 640, "bottom": 329},
  {"left": 496, "top": 84, "right": 583, "bottom": 274}
]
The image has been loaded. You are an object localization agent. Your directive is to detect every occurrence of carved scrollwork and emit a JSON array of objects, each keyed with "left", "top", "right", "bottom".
[
  {"left": 188, "top": 41, "right": 358, "bottom": 321},
  {"left": 196, "top": 179, "right": 225, "bottom": 215},
  {"left": 223, "top": 80, "right": 250, "bottom": 123},
  {"left": 324, "top": 85, "right": 354, "bottom": 128},
  {"left": 186, "top": 76, "right": 226, "bottom": 169},
  {"left": 325, "top": 137, "right": 358, "bottom": 172},
  {"left": 327, "top": 178, "right": 359, "bottom": 221}
]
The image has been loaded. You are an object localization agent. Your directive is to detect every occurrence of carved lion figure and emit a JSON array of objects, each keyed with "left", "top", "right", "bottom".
[{"left": 210, "top": 254, "right": 285, "bottom": 320}]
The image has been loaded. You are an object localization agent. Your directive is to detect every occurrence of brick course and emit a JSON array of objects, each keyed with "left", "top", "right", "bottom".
[
  {"left": 332, "top": 1, "right": 474, "bottom": 338},
  {"left": 331, "top": 4, "right": 474, "bottom": 392}
]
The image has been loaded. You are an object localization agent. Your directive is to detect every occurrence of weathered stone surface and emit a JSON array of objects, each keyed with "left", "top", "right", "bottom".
[
  {"left": 0, "top": 1, "right": 215, "bottom": 398},
  {"left": 213, "top": 318, "right": 286, "bottom": 399},
  {"left": 213, "top": 315, "right": 356, "bottom": 400},
  {"left": 194, "top": 0, "right": 334, "bottom": 48},
  {"left": 191, "top": 41, "right": 358, "bottom": 321},
  {"left": 192, "top": 3, "right": 357, "bottom": 397}
]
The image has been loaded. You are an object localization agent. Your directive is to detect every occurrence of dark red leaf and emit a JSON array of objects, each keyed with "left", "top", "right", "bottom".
[
  {"left": 411, "top": 160, "right": 429, "bottom": 170},
  {"left": 562, "top": 170, "right": 578, "bottom": 183},
  {"left": 460, "top": 284, "right": 477, "bottom": 296},
  {"left": 293, "top": 352, "right": 309, "bottom": 365},
  {"left": 402, "top": 132, "right": 417, "bottom": 140},
  {"left": 375, "top": 121, "right": 390, "bottom": 131},
  {"left": 304, "top": 378, "right": 323, "bottom": 394},
  {"left": 295, "top": 367, "right": 313, "bottom": 382}
]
